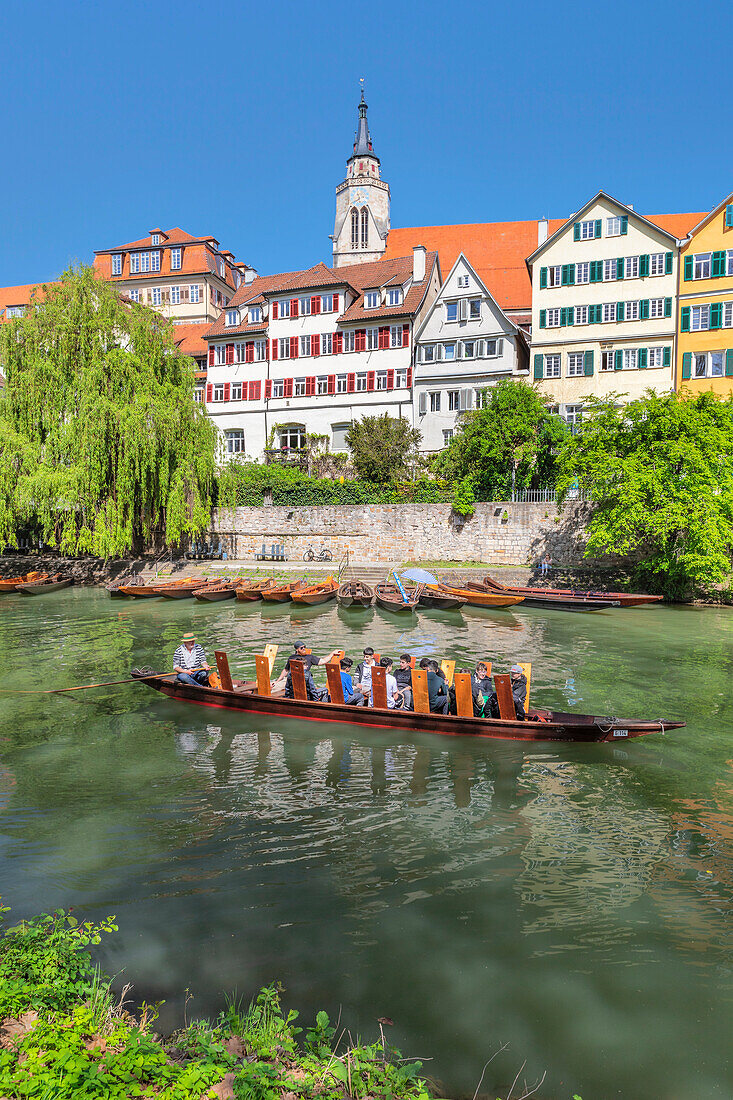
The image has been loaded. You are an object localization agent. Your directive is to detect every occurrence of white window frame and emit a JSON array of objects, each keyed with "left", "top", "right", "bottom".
[
  {"left": 249, "top": 306, "right": 262, "bottom": 323},
  {"left": 150, "top": 251, "right": 160, "bottom": 272},
  {"left": 317, "top": 376, "right": 329, "bottom": 395},
  {"left": 547, "top": 266, "right": 562, "bottom": 288},
  {"left": 544, "top": 354, "right": 561, "bottom": 379},
  {"left": 625, "top": 256, "right": 639, "bottom": 279},
  {"left": 279, "top": 299, "right": 291, "bottom": 318},
  {"left": 691, "top": 305, "right": 710, "bottom": 331},
  {"left": 430, "top": 391, "right": 441, "bottom": 412},
  {"left": 394, "top": 367, "right": 408, "bottom": 388},
  {"left": 447, "top": 390, "right": 459, "bottom": 411},
  {"left": 606, "top": 216, "right": 623, "bottom": 237},
  {"left": 299, "top": 296, "right": 312, "bottom": 315},
  {"left": 484, "top": 339, "right": 498, "bottom": 357},
  {"left": 728, "top": 251, "right": 733, "bottom": 277},
  {"left": 387, "top": 287, "right": 402, "bottom": 306},
  {"left": 151, "top": 287, "right": 162, "bottom": 307},
  {"left": 128, "top": 289, "right": 139, "bottom": 303},
  {"left": 364, "top": 291, "right": 379, "bottom": 309},
  {"left": 442, "top": 343, "right": 457, "bottom": 361},
  {"left": 576, "top": 262, "right": 590, "bottom": 284},
  {"left": 603, "top": 303, "right": 616, "bottom": 323},
  {"left": 335, "top": 374, "right": 347, "bottom": 393},
  {"left": 462, "top": 340, "right": 476, "bottom": 359},
  {"left": 564, "top": 404, "right": 583, "bottom": 427},
  {"left": 213, "top": 383, "right": 226, "bottom": 402},
  {"left": 623, "top": 349, "right": 637, "bottom": 370},
  {"left": 711, "top": 351, "right": 724, "bottom": 377},
  {"left": 225, "top": 429, "right": 245, "bottom": 454},
  {"left": 321, "top": 333, "right": 333, "bottom": 355},
  {"left": 231, "top": 382, "right": 243, "bottom": 401},
  {"left": 151, "top": 233, "right": 160, "bottom": 246},
  {"left": 601, "top": 351, "right": 615, "bottom": 372},
  {"left": 468, "top": 298, "right": 481, "bottom": 319},
  {"left": 171, "top": 248, "right": 182, "bottom": 271},
  {"left": 575, "top": 305, "right": 588, "bottom": 325},
  {"left": 445, "top": 301, "right": 459, "bottom": 322},
  {"left": 254, "top": 340, "right": 267, "bottom": 361},
  {"left": 626, "top": 300, "right": 640, "bottom": 321},
  {"left": 376, "top": 369, "right": 390, "bottom": 390},
  {"left": 579, "top": 219, "right": 597, "bottom": 240},
  {"left": 603, "top": 258, "right": 618, "bottom": 282},
  {"left": 190, "top": 284, "right": 200, "bottom": 304},
  {"left": 294, "top": 378, "right": 307, "bottom": 397},
  {"left": 650, "top": 253, "right": 665, "bottom": 276},
  {"left": 422, "top": 344, "right": 435, "bottom": 362},
  {"left": 390, "top": 325, "right": 403, "bottom": 348},
  {"left": 343, "top": 330, "right": 356, "bottom": 353},
  {"left": 214, "top": 344, "right": 226, "bottom": 365},
  {"left": 546, "top": 308, "right": 561, "bottom": 327},
  {"left": 567, "top": 352, "right": 585, "bottom": 377},
  {"left": 322, "top": 293, "right": 334, "bottom": 312},
  {"left": 218, "top": 259, "right": 226, "bottom": 279},
  {"left": 225, "top": 310, "right": 238, "bottom": 327},
  {"left": 355, "top": 372, "right": 368, "bottom": 392},
  {"left": 278, "top": 337, "right": 291, "bottom": 358},
  {"left": 170, "top": 286, "right": 180, "bottom": 305},
  {"left": 457, "top": 275, "right": 469, "bottom": 288},
  {"left": 366, "top": 327, "right": 378, "bottom": 351},
  {"left": 649, "top": 298, "right": 665, "bottom": 319},
  {"left": 723, "top": 302, "right": 733, "bottom": 328},
  {"left": 648, "top": 348, "right": 664, "bottom": 368},
  {"left": 693, "top": 253, "right": 711, "bottom": 280},
  {"left": 111, "top": 253, "right": 122, "bottom": 275},
  {"left": 300, "top": 335, "right": 311, "bottom": 357},
  {"left": 271, "top": 379, "right": 285, "bottom": 398}
]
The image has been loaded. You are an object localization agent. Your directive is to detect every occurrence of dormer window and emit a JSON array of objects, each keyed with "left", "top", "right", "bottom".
[
  {"left": 226, "top": 310, "right": 239, "bottom": 327},
  {"left": 219, "top": 259, "right": 226, "bottom": 279},
  {"left": 387, "top": 288, "right": 403, "bottom": 306},
  {"left": 365, "top": 291, "right": 379, "bottom": 309},
  {"left": 171, "top": 247, "right": 182, "bottom": 271},
  {"left": 111, "top": 253, "right": 122, "bottom": 276},
  {"left": 234, "top": 272, "right": 241, "bottom": 288},
  {"left": 249, "top": 306, "right": 262, "bottom": 323},
  {"left": 151, "top": 234, "right": 160, "bottom": 246}
]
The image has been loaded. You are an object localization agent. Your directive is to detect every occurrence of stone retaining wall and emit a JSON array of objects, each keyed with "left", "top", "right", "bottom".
[{"left": 211, "top": 501, "right": 593, "bottom": 567}]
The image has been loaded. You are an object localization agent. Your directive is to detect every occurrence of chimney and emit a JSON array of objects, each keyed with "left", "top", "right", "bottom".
[
  {"left": 244, "top": 267, "right": 257, "bottom": 285},
  {"left": 412, "top": 245, "right": 426, "bottom": 283},
  {"left": 537, "top": 218, "right": 549, "bottom": 246}
]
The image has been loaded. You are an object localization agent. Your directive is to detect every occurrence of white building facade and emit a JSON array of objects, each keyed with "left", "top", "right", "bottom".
[
  {"left": 527, "top": 192, "right": 681, "bottom": 423},
  {"left": 203, "top": 249, "right": 439, "bottom": 460},
  {"left": 413, "top": 254, "right": 529, "bottom": 451}
]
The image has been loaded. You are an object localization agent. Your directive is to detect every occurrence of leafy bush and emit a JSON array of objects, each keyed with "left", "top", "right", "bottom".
[{"left": 217, "top": 461, "right": 453, "bottom": 508}]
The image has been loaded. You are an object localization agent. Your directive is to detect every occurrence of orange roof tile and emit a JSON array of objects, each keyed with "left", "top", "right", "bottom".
[
  {"left": 0, "top": 281, "right": 50, "bottom": 320},
  {"left": 170, "top": 323, "right": 211, "bottom": 358}
]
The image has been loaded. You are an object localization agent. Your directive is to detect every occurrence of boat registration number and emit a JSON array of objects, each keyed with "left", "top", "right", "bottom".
[{"left": 613, "top": 729, "right": 629, "bottom": 738}]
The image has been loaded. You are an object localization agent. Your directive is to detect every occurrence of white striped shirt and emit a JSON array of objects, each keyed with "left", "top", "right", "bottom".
[{"left": 173, "top": 643, "right": 207, "bottom": 670}]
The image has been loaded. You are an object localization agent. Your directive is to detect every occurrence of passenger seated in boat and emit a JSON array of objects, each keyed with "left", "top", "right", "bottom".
[
  {"left": 275, "top": 641, "right": 340, "bottom": 701},
  {"left": 355, "top": 652, "right": 375, "bottom": 702},
  {"left": 370, "top": 657, "right": 400, "bottom": 709},
  {"left": 426, "top": 660, "right": 450, "bottom": 715},
  {"left": 472, "top": 663, "right": 492, "bottom": 697},
  {"left": 448, "top": 669, "right": 485, "bottom": 717},
  {"left": 510, "top": 664, "right": 527, "bottom": 720},
  {"left": 354, "top": 647, "right": 375, "bottom": 683},
  {"left": 393, "top": 654, "right": 414, "bottom": 710},
  {"left": 173, "top": 632, "right": 211, "bottom": 687},
  {"left": 339, "top": 657, "right": 365, "bottom": 706}
]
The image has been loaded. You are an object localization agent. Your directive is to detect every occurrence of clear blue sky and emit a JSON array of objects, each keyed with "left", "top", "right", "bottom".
[{"left": 1, "top": 0, "right": 730, "bottom": 287}]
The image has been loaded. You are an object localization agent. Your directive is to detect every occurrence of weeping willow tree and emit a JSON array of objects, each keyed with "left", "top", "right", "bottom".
[{"left": 0, "top": 266, "right": 218, "bottom": 556}]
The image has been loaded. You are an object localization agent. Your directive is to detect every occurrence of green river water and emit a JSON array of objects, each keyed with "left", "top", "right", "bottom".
[{"left": 0, "top": 586, "right": 731, "bottom": 1098}]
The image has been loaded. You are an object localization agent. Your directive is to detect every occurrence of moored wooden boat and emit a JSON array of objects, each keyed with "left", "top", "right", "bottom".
[
  {"left": 374, "top": 582, "right": 420, "bottom": 613},
  {"left": 483, "top": 575, "right": 662, "bottom": 607},
  {"left": 417, "top": 584, "right": 466, "bottom": 610},
  {"left": 337, "top": 579, "right": 374, "bottom": 607},
  {"left": 16, "top": 574, "right": 73, "bottom": 595},
  {"left": 0, "top": 571, "right": 48, "bottom": 593},
  {"left": 235, "top": 578, "right": 277, "bottom": 601},
  {"left": 193, "top": 579, "right": 245, "bottom": 602},
  {"left": 261, "top": 579, "right": 308, "bottom": 603},
  {"left": 440, "top": 580, "right": 524, "bottom": 609},
  {"left": 157, "top": 579, "right": 219, "bottom": 599},
  {"left": 116, "top": 577, "right": 200, "bottom": 598},
  {"left": 290, "top": 577, "right": 338, "bottom": 606},
  {"left": 132, "top": 670, "right": 686, "bottom": 744}
]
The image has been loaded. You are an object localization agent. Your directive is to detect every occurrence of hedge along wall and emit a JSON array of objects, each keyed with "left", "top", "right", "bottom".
[{"left": 211, "top": 501, "right": 592, "bottom": 565}]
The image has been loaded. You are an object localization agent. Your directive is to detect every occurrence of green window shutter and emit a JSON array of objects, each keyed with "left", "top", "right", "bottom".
[
  {"left": 639, "top": 254, "right": 650, "bottom": 277},
  {"left": 540, "top": 267, "right": 548, "bottom": 289},
  {"left": 614, "top": 350, "right": 623, "bottom": 370},
  {"left": 726, "top": 205, "right": 733, "bottom": 229},
  {"left": 595, "top": 219, "right": 602, "bottom": 238},
  {"left": 591, "top": 304, "right": 602, "bottom": 323},
  {"left": 616, "top": 257, "right": 624, "bottom": 279},
  {"left": 640, "top": 299, "right": 649, "bottom": 320},
  {"left": 712, "top": 251, "right": 725, "bottom": 277},
  {"left": 560, "top": 307, "right": 567, "bottom": 326},
  {"left": 638, "top": 348, "right": 647, "bottom": 369},
  {"left": 566, "top": 306, "right": 574, "bottom": 326},
  {"left": 710, "top": 302, "right": 722, "bottom": 329},
  {"left": 534, "top": 354, "right": 544, "bottom": 379},
  {"left": 560, "top": 265, "right": 567, "bottom": 286},
  {"left": 568, "top": 264, "right": 575, "bottom": 286},
  {"left": 539, "top": 309, "right": 546, "bottom": 328},
  {"left": 726, "top": 349, "right": 733, "bottom": 376},
  {"left": 663, "top": 346, "right": 671, "bottom": 368},
  {"left": 573, "top": 223, "right": 581, "bottom": 242},
  {"left": 617, "top": 301, "right": 625, "bottom": 322},
  {"left": 665, "top": 251, "right": 673, "bottom": 275},
  {"left": 584, "top": 350, "right": 594, "bottom": 376},
  {"left": 590, "top": 261, "right": 601, "bottom": 283},
  {"left": 664, "top": 297, "right": 672, "bottom": 318},
  {"left": 682, "top": 352, "right": 692, "bottom": 379},
  {"left": 620, "top": 215, "right": 628, "bottom": 235},
  {"left": 684, "top": 255, "right": 693, "bottom": 281},
  {"left": 680, "top": 306, "right": 690, "bottom": 332}
]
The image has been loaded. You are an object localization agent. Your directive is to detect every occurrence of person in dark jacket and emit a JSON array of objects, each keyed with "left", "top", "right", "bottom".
[
  {"left": 448, "top": 669, "right": 485, "bottom": 716},
  {"left": 354, "top": 647, "right": 376, "bottom": 683},
  {"left": 275, "top": 641, "right": 340, "bottom": 701},
  {"left": 393, "top": 654, "right": 413, "bottom": 710},
  {"left": 426, "top": 659, "right": 450, "bottom": 714},
  {"left": 510, "top": 664, "right": 527, "bottom": 720},
  {"left": 472, "top": 662, "right": 492, "bottom": 696}
]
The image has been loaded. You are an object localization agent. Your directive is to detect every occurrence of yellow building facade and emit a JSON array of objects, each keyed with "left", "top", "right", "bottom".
[{"left": 677, "top": 193, "right": 733, "bottom": 394}]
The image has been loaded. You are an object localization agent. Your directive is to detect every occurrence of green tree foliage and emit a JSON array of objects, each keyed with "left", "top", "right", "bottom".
[
  {"left": 435, "top": 379, "right": 568, "bottom": 499},
  {"left": 345, "top": 414, "right": 422, "bottom": 483},
  {"left": 0, "top": 267, "right": 217, "bottom": 555},
  {"left": 556, "top": 391, "right": 733, "bottom": 597}
]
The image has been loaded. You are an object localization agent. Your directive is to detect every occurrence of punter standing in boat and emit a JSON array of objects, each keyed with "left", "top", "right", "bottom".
[
  {"left": 173, "top": 633, "right": 211, "bottom": 686},
  {"left": 275, "top": 641, "right": 341, "bottom": 701}
]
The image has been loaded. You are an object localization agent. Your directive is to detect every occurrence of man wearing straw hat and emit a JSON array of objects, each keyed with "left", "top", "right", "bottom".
[{"left": 173, "top": 633, "right": 211, "bottom": 686}]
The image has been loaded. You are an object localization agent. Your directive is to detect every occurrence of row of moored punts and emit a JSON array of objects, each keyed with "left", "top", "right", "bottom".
[{"left": 0, "top": 572, "right": 74, "bottom": 595}]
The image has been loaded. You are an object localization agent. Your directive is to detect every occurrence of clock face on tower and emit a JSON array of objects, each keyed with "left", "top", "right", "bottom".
[{"left": 349, "top": 187, "right": 369, "bottom": 206}]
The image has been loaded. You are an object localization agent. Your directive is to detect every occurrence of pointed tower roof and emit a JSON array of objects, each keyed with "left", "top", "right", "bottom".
[{"left": 349, "top": 85, "right": 379, "bottom": 162}]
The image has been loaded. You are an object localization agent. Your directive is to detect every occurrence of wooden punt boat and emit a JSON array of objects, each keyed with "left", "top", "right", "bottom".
[
  {"left": 463, "top": 580, "right": 617, "bottom": 611},
  {"left": 290, "top": 577, "right": 338, "bottom": 606},
  {"left": 0, "top": 571, "right": 48, "bottom": 593},
  {"left": 483, "top": 574, "right": 662, "bottom": 608},
  {"left": 132, "top": 670, "right": 685, "bottom": 744},
  {"left": 116, "top": 577, "right": 199, "bottom": 598},
  {"left": 417, "top": 584, "right": 466, "bottom": 611},
  {"left": 16, "top": 574, "right": 73, "bottom": 595},
  {"left": 260, "top": 579, "right": 308, "bottom": 603},
  {"left": 157, "top": 579, "right": 220, "bottom": 599},
  {"left": 337, "top": 579, "right": 374, "bottom": 607},
  {"left": 192, "top": 579, "right": 245, "bottom": 602},
  {"left": 374, "top": 583, "right": 420, "bottom": 613},
  {"left": 235, "top": 579, "right": 277, "bottom": 601},
  {"left": 440, "top": 580, "right": 524, "bottom": 609}
]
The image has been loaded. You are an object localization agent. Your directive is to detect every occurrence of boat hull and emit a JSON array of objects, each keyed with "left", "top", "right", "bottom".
[
  {"left": 193, "top": 587, "right": 238, "bottom": 602},
  {"left": 16, "top": 578, "right": 73, "bottom": 595},
  {"left": 337, "top": 581, "right": 374, "bottom": 607},
  {"left": 482, "top": 576, "right": 662, "bottom": 607},
  {"left": 133, "top": 674, "right": 685, "bottom": 744},
  {"left": 441, "top": 585, "right": 524, "bottom": 608},
  {"left": 291, "top": 591, "right": 338, "bottom": 605}
]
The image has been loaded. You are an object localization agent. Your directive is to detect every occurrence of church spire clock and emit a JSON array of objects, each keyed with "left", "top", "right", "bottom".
[{"left": 331, "top": 83, "right": 390, "bottom": 267}]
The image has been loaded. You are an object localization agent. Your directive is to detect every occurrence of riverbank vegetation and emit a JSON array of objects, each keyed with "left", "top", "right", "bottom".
[{"left": 0, "top": 267, "right": 216, "bottom": 557}]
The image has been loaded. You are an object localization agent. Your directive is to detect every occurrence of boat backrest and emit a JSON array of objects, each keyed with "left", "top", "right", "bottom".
[
  {"left": 411, "top": 669, "right": 430, "bottom": 714},
  {"left": 454, "top": 672, "right": 474, "bottom": 718},
  {"left": 410, "top": 656, "right": 416, "bottom": 668},
  {"left": 440, "top": 660, "right": 455, "bottom": 687},
  {"left": 518, "top": 662, "right": 532, "bottom": 708},
  {"left": 371, "top": 665, "right": 388, "bottom": 709},
  {"left": 289, "top": 660, "right": 308, "bottom": 701},
  {"left": 482, "top": 660, "right": 493, "bottom": 677},
  {"left": 493, "top": 674, "right": 516, "bottom": 720},
  {"left": 255, "top": 655, "right": 271, "bottom": 696},
  {"left": 263, "top": 644, "right": 278, "bottom": 674},
  {"left": 325, "top": 662, "right": 344, "bottom": 704},
  {"left": 214, "top": 651, "right": 234, "bottom": 692}
]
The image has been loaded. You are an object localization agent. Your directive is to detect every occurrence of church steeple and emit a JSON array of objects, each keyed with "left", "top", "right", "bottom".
[
  {"left": 353, "top": 87, "right": 374, "bottom": 157},
  {"left": 332, "top": 83, "right": 390, "bottom": 267}
]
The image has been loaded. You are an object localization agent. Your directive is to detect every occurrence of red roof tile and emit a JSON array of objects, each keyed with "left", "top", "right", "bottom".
[
  {"left": 0, "top": 281, "right": 50, "bottom": 320},
  {"left": 170, "top": 323, "right": 211, "bottom": 358}
]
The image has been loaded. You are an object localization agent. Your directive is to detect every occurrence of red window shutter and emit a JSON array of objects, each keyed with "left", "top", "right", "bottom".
[
  {"left": 290, "top": 336, "right": 298, "bottom": 358},
  {"left": 290, "top": 298, "right": 298, "bottom": 318},
  {"left": 284, "top": 377, "right": 293, "bottom": 398},
  {"left": 312, "top": 334, "right": 320, "bottom": 356},
  {"left": 208, "top": 346, "right": 214, "bottom": 367},
  {"left": 306, "top": 376, "right": 316, "bottom": 396},
  {"left": 311, "top": 295, "right": 320, "bottom": 314},
  {"left": 327, "top": 374, "right": 336, "bottom": 394},
  {"left": 265, "top": 379, "right": 272, "bottom": 399},
  {"left": 224, "top": 382, "right": 231, "bottom": 401},
  {"left": 333, "top": 293, "right": 339, "bottom": 312},
  {"left": 253, "top": 380, "right": 261, "bottom": 400},
  {"left": 271, "top": 339, "right": 278, "bottom": 360},
  {"left": 347, "top": 372, "right": 356, "bottom": 393},
  {"left": 245, "top": 342, "right": 254, "bottom": 363},
  {"left": 272, "top": 300, "right": 278, "bottom": 319},
  {"left": 356, "top": 329, "right": 366, "bottom": 352},
  {"left": 206, "top": 383, "right": 213, "bottom": 402},
  {"left": 334, "top": 331, "right": 343, "bottom": 354},
  {"left": 379, "top": 326, "right": 389, "bottom": 350},
  {"left": 386, "top": 368, "right": 394, "bottom": 389},
  {"left": 225, "top": 344, "right": 234, "bottom": 365},
  {"left": 402, "top": 323, "right": 410, "bottom": 347},
  {"left": 366, "top": 371, "right": 375, "bottom": 392},
  {"left": 406, "top": 367, "right": 412, "bottom": 388}
]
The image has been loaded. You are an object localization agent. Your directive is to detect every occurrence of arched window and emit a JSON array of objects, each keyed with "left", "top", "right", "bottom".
[
  {"left": 224, "top": 429, "right": 245, "bottom": 456},
  {"left": 279, "top": 424, "right": 306, "bottom": 451},
  {"left": 350, "top": 208, "right": 359, "bottom": 250},
  {"left": 361, "top": 207, "right": 369, "bottom": 249}
]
